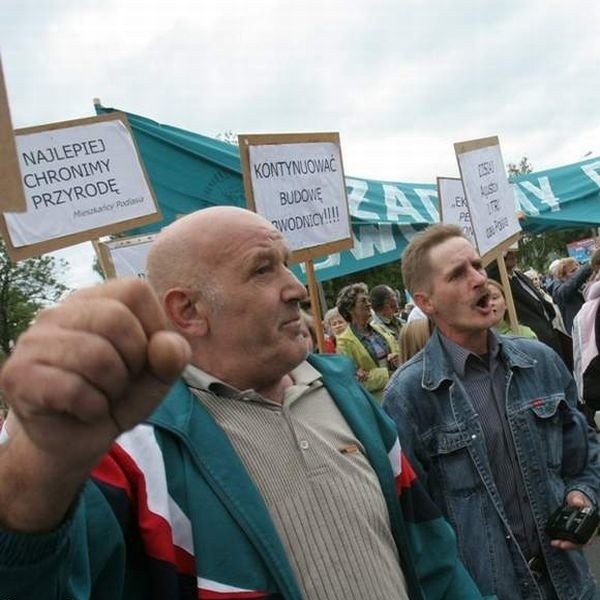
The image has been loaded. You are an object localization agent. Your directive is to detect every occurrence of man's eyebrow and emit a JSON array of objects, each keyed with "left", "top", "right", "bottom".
[
  {"left": 248, "top": 246, "right": 288, "bottom": 266},
  {"left": 447, "top": 263, "right": 466, "bottom": 280},
  {"left": 249, "top": 249, "right": 274, "bottom": 263}
]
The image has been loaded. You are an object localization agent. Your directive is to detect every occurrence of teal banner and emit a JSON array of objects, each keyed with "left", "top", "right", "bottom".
[{"left": 96, "top": 105, "right": 600, "bottom": 282}]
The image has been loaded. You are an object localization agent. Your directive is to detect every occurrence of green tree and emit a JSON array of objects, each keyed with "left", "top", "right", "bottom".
[
  {"left": 0, "top": 241, "right": 67, "bottom": 357},
  {"left": 517, "top": 228, "right": 596, "bottom": 274},
  {"left": 507, "top": 156, "right": 533, "bottom": 178},
  {"left": 216, "top": 130, "right": 238, "bottom": 146},
  {"left": 92, "top": 254, "right": 106, "bottom": 280},
  {"left": 321, "top": 261, "right": 405, "bottom": 309}
]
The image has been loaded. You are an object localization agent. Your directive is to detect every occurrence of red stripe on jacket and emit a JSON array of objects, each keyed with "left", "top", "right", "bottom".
[
  {"left": 395, "top": 452, "right": 418, "bottom": 496},
  {"left": 92, "top": 444, "right": 196, "bottom": 577}
]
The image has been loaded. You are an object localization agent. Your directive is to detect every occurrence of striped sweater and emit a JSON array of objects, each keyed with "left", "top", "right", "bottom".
[{"left": 0, "top": 353, "right": 485, "bottom": 600}]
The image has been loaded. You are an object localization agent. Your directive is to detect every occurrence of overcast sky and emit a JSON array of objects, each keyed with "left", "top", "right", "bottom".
[{"left": 2, "top": 0, "right": 599, "bottom": 287}]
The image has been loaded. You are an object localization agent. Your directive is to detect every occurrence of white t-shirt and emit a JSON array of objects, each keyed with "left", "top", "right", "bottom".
[{"left": 406, "top": 305, "right": 427, "bottom": 323}]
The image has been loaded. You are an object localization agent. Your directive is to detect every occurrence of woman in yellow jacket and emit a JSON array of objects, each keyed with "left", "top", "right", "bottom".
[{"left": 335, "top": 282, "right": 400, "bottom": 402}]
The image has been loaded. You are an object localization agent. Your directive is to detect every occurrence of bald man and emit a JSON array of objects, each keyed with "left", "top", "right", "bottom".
[{"left": 0, "top": 207, "right": 485, "bottom": 600}]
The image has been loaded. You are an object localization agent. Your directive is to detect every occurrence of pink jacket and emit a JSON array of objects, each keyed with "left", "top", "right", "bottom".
[{"left": 573, "top": 280, "right": 600, "bottom": 401}]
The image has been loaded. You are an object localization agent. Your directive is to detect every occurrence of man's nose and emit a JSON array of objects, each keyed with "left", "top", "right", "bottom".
[
  {"left": 472, "top": 267, "right": 487, "bottom": 286},
  {"left": 283, "top": 269, "right": 308, "bottom": 302}
]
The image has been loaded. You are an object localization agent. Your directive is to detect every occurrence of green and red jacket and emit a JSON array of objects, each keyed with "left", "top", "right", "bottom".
[{"left": 0, "top": 354, "right": 487, "bottom": 600}]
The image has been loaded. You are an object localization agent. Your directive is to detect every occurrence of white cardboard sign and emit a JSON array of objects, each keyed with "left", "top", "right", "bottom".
[
  {"left": 1, "top": 113, "right": 160, "bottom": 260},
  {"left": 245, "top": 139, "right": 351, "bottom": 254},
  {"left": 100, "top": 234, "right": 156, "bottom": 279},
  {"left": 437, "top": 177, "right": 476, "bottom": 246},
  {"left": 455, "top": 137, "right": 521, "bottom": 257}
]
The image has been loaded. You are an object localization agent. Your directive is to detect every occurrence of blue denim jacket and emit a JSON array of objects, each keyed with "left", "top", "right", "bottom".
[{"left": 384, "top": 330, "right": 600, "bottom": 600}]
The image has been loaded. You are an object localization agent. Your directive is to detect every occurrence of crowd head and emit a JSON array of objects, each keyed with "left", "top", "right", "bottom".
[
  {"left": 398, "top": 318, "right": 433, "bottom": 364},
  {"left": 323, "top": 307, "right": 347, "bottom": 337},
  {"left": 370, "top": 285, "right": 399, "bottom": 317},
  {"left": 487, "top": 279, "right": 507, "bottom": 327},
  {"left": 523, "top": 269, "right": 541, "bottom": 289},
  {"left": 147, "top": 206, "right": 309, "bottom": 390},
  {"left": 336, "top": 282, "right": 371, "bottom": 324},
  {"left": 556, "top": 257, "right": 579, "bottom": 282}
]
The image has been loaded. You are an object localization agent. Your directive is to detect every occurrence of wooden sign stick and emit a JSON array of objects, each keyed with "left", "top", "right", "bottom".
[
  {"left": 496, "top": 254, "right": 519, "bottom": 334},
  {"left": 305, "top": 259, "right": 326, "bottom": 353}
]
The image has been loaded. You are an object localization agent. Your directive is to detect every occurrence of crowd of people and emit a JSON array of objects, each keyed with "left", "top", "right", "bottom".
[{"left": 0, "top": 207, "right": 599, "bottom": 600}]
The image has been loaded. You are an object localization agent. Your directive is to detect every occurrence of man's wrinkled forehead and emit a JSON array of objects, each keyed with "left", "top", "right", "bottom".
[
  {"left": 247, "top": 224, "right": 291, "bottom": 261},
  {"left": 261, "top": 225, "right": 289, "bottom": 253},
  {"left": 264, "top": 225, "right": 284, "bottom": 243},
  {"left": 430, "top": 235, "right": 477, "bottom": 261},
  {"left": 205, "top": 221, "right": 287, "bottom": 267}
]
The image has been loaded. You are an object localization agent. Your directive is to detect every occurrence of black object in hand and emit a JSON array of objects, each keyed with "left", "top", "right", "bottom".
[{"left": 545, "top": 504, "right": 600, "bottom": 544}]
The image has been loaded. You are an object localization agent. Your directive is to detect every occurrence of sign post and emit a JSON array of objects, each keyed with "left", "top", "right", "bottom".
[
  {"left": 239, "top": 132, "right": 353, "bottom": 352},
  {"left": 0, "top": 56, "right": 27, "bottom": 212}
]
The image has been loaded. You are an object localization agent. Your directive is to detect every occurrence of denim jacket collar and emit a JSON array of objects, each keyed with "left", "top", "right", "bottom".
[{"left": 421, "top": 329, "right": 537, "bottom": 391}]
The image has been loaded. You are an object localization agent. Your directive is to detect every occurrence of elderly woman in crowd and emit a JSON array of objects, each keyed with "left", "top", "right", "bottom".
[
  {"left": 524, "top": 268, "right": 568, "bottom": 334},
  {"left": 523, "top": 268, "right": 543, "bottom": 291},
  {"left": 488, "top": 279, "right": 537, "bottom": 338},
  {"left": 335, "top": 282, "right": 400, "bottom": 402},
  {"left": 322, "top": 307, "right": 347, "bottom": 353}
]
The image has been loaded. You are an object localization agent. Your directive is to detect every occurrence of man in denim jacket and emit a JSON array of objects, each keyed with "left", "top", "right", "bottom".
[{"left": 384, "top": 224, "right": 600, "bottom": 600}]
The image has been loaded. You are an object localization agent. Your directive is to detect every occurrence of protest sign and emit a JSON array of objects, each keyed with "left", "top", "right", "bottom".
[
  {"left": 0, "top": 112, "right": 161, "bottom": 261},
  {"left": 454, "top": 136, "right": 521, "bottom": 261},
  {"left": 94, "top": 233, "right": 156, "bottom": 279},
  {"left": 437, "top": 177, "right": 476, "bottom": 246},
  {"left": 0, "top": 56, "right": 27, "bottom": 212},
  {"left": 238, "top": 132, "right": 353, "bottom": 263}
]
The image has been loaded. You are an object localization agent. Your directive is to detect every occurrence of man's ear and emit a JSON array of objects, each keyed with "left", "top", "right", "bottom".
[
  {"left": 412, "top": 290, "right": 435, "bottom": 317},
  {"left": 163, "top": 288, "right": 209, "bottom": 337}
]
